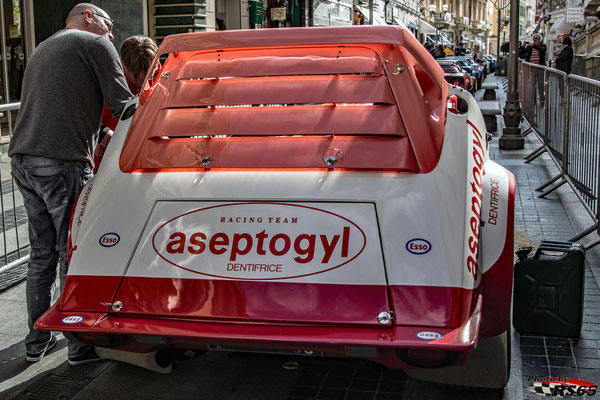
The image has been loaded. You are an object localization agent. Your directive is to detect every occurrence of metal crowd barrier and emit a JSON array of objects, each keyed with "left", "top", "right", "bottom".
[
  {"left": 521, "top": 63, "right": 547, "bottom": 141},
  {"left": 521, "top": 61, "right": 600, "bottom": 249},
  {"left": 0, "top": 102, "right": 29, "bottom": 274}
]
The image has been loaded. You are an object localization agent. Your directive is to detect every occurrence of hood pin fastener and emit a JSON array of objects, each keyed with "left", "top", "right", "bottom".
[{"left": 377, "top": 312, "right": 394, "bottom": 324}]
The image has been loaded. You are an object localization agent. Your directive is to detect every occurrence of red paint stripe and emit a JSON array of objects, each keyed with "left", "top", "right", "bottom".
[
  {"left": 389, "top": 285, "right": 473, "bottom": 328},
  {"left": 60, "top": 275, "right": 473, "bottom": 328},
  {"left": 36, "top": 301, "right": 479, "bottom": 353},
  {"left": 60, "top": 275, "right": 122, "bottom": 312}
]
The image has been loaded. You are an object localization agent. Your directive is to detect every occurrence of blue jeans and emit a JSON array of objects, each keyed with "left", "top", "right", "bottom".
[{"left": 11, "top": 155, "right": 93, "bottom": 358}]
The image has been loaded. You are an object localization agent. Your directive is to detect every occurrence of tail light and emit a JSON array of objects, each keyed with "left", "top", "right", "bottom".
[{"left": 447, "top": 95, "right": 458, "bottom": 114}]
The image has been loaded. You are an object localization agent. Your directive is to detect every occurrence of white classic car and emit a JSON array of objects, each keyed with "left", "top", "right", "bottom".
[{"left": 37, "top": 25, "right": 515, "bottom": 390}]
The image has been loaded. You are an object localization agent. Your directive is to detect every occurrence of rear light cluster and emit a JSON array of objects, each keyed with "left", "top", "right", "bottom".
[{"left": 447, "top": 95, "right": 458, "bottom": 114}]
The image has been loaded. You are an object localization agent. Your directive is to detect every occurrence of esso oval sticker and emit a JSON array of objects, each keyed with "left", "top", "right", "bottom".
[
  {"left": 416, "top": 331, "right": 442, "bottom": 340},
  {"left": 61, "top": 315, "right": 84, "bottom": 324},
  {"left": 99, "top": 233, "right": 120, "bottom": 247},
  {"left": 406, "top": 238, "right": 431, "bottom": 255}
]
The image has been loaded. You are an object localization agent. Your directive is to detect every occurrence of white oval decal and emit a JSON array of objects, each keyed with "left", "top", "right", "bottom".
[
  {"left": 62, "top": 315, "right": 84, "bottom": 324},
  {"left": 99, "top": 232, "right": 120, "bottom": 247},
  {"left": 152, "top": 203, "right": 367, "bottom": 280},
  {"left": 406, "top": 238, "right": 431, "bottom": 255},
  {"left": 416, "top": 331, "right": 443, "bottom": 340}
]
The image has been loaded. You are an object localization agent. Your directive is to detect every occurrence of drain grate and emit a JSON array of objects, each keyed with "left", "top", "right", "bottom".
[{"left": 12, "top": 361, "right": 111, "bottom": 400}]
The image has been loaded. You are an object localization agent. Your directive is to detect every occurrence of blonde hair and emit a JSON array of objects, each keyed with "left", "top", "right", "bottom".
[{"left": 120, "top": 35, "right": 158, "bottom": 78}]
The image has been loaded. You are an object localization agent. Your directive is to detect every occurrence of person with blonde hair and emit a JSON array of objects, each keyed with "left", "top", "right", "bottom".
[
  {"left": 96, "top": 35, "right": 159, "bottom": 167},
  {"left": 8, "top": 3, "right": 131, "bottom": 365},
  {"left": 100, "top": 35, "right": 158, "bottom": 132}
]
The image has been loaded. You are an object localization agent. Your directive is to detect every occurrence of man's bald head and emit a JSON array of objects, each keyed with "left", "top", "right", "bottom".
[
  {"left": 65, "top": 3, "right": 113, "bottom": 40},
  {"left": 66, "top": 3, "right": 105, "bottom": 24}
]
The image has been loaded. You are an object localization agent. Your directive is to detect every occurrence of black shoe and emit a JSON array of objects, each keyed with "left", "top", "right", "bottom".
[
  {"left": 68, "top": 348, "right": 103, "bottom": 366},
  {"left": 26, "top": 335, "right": 57, "bottom": 363}
]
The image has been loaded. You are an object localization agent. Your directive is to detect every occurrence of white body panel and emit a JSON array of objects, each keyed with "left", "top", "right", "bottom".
[{"left": 70, "top": 87, "right": 507, "bottom": 291}]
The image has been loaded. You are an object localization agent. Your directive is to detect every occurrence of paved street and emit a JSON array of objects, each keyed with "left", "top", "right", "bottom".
[{"left": 1, "top": 74, "right": 600, "bottom": 399}]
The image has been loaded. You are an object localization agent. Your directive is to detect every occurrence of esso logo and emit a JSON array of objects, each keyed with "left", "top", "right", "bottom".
[
  {"left": 61, "top": 315, "right": 84, "bottom": 324},
  {"left": 99, "top": 233, "right": 120, "bottom": 247},
  {"left": 416, "top": 331, "right": 442, "bottom": 340},
  {"left": 406, "top": 238, "right": 431, "bottom": 255}
]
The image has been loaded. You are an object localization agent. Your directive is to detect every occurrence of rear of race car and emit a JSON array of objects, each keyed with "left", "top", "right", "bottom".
[{"left": 36, "top": 26, "right": 514, "bottom": 388}]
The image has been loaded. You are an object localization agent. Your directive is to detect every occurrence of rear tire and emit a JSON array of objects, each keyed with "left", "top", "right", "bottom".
[{"left": 405, "top": 330, "right": 509, "bottom": 390}]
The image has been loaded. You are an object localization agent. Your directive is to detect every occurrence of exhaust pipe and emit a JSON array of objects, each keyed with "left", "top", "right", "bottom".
[{"left": 95, "top": 347, "right": 173, "bottom": 374}]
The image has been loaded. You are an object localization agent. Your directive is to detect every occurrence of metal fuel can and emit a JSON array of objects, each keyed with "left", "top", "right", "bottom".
[{"left": 512, "top": 241, "right": 586, "bottom": 338}]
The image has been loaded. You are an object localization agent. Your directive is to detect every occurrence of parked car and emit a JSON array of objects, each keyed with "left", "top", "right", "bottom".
[
  {"left": 437, "top": 60, "right": 474, "bottom": 93},
  {"left": 465, "top": 55, "right": 487, "bottom": 82},
  {"left": 446, "top": 57, "right": 482, "bottom": 90},
  {"left": 36, "top": 26, "right": 515, "bottom": 390}
]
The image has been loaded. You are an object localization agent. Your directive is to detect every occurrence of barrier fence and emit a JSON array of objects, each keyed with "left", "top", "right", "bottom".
[
  {"left": 0, "top": 102, "right": 29, "bottom": 274},
  {"left": 521, "top": 61, "right": 600, "bottom": 249}
]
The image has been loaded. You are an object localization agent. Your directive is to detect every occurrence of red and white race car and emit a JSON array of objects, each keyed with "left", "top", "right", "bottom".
[{"left": 37, "top": 25, "right": 515, "bottom": 389}]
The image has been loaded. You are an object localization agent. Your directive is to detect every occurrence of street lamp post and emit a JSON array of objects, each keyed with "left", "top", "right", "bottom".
[
  {"left": 499, "top": 0, "right": 524, "bottom": 149},
  {"left": 497, "top": 7, "right": 501, "bottom": 56},
  {"left": 491, "top": 0, "right": 510, "bottom": 57}
]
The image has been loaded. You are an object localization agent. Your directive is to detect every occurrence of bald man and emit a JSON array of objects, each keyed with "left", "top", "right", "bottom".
[{"left": 9, "top": 3, "right": 132, "bottom": 365}]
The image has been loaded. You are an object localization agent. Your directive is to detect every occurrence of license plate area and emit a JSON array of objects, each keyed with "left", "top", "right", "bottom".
[{"left": 117, "top": 201, "right": 390, "bottom": 326}]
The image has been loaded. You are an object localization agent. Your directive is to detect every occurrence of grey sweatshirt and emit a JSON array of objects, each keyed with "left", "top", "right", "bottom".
[{"left": 9, "top": 29, "right": 132, "bottom": 166}]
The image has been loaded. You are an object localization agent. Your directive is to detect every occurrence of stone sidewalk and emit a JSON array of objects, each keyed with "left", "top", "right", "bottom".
[{"left": 488, "top": 75, "right": 600, "bottom": 398}]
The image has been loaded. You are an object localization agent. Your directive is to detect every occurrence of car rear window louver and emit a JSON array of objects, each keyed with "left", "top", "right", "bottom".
[{"left": 119, "top": 28, "right": 448, "bottom": 173}]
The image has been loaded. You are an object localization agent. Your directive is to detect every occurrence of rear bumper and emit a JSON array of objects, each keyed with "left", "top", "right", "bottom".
[{"left": 36, "top": 295, "right": 482, "bottom": 368}]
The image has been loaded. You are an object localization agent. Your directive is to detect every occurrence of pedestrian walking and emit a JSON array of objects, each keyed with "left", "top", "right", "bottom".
[
  {"left": 555, "top": 36, "right": 574, "bottom": 75},
  {"left": 8, "top": 3, "right": 132, "bottom": 365},
  {"left": 525, "top": 34, "right": 547, "bottom": 66}
]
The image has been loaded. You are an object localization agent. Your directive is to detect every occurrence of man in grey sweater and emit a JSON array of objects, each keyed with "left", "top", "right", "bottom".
[{"left": 8, "top": 3, "right": 132, "bottom": 365}]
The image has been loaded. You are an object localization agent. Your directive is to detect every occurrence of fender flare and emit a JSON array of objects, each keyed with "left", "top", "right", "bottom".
[{"left": 478, "top": 161, "right": 515, "bottom": 337}]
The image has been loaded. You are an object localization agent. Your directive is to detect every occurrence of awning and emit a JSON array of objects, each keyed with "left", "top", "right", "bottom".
[
  {"left": 408, "top": 19, "right": 419, "bottom": 29},
  {"left": 356, "top": 6, "right": 387, "bottom": 26},
  {"left": 549, "top": 16, "right": 575, "bottom": 34},
  {"left": 426, "top": 34, "right": 451, "bottom": 45},
  {"left": 419, "top": 20, "right": 437, "bottom": 35}
]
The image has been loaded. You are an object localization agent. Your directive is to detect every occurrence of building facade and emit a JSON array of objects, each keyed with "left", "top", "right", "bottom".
[{"left": 2, "top": 0, "right": 536, "bottom": 107}]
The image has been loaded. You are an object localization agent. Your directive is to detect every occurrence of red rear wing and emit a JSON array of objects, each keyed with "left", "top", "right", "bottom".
[{"left": 119, "top": 26, "right": 448, "bottom": 173}]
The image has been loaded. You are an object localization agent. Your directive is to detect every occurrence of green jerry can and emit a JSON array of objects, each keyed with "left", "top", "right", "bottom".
[{"left": 513, "top": 241, "right": 586, "bottom": 338}]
